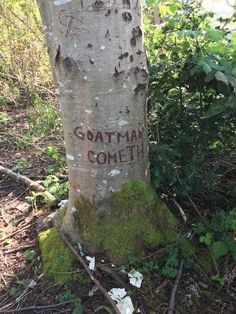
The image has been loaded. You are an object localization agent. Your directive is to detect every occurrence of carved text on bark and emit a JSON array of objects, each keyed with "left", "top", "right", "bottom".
[{"left": 74, "top": 127, "right": 144, "bottom": 165}]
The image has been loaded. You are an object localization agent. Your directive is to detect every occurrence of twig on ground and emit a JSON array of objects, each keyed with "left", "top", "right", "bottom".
[
  {"left": 95, "top": 305, "right": 114, "bottom": 313},
  {"left": 172, "top": 198, "right": 187, "bottom": 223},
  {"left": 1, "top": 300, "right": 75, "bottom": 313},
  {"left": 168, "top": 259, "right": 184, "bottom": 314},
  {"left": 176, "top": 173, "right": 206, "bottom": 222},
  {"left": 0, "top": 165, "right": 55, "bottom": 202},
  {"left": 155, "top": 278, "right": 169, "bottom": 294},
  {"left": 58, "top": 229, "right": 121, "bottom": 314},
  {"left": 0, "top": 221, "right": 37, "bottom": 242},
  {"left": 3, "top": 244, "right": 35, "bottom": 254},
  {"left": 97, "top": 264, "right": 127, "bottom": 289}
]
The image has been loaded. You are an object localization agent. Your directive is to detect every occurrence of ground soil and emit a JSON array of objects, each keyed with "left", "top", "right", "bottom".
[{"left": 0, "top": 100, "right": 235, "bottom": 313}]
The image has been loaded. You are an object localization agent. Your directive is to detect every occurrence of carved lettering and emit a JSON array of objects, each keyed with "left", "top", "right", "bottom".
[
  {"left": 74, "top": 127, "right": 145, "bottom": 165},
  {"left": 74, "top": 127, "right": 85, "bottom": 139},
  {"left": 87, "top": 130, "right": 94, "bottom": 141},
  {"left": 130, "top": 129, "right": 137, "bottom": 142},
  {"left": 97, "top": 152, "right": 107, "bottom": 164},
  {"left": 88, "top": 150, "right": 95, "bottom": 163},
  {"left": 117, "top": 131, "right": 129, "bottom": 143},
  {"left": 95, "top": 131, "right": 104, "bottom": 143},
  {"left": 104, "top": 132, "right": 115, "bottom": 143},
  {"left": 126, "top": 144, "right": 135, "bottom": 161},
  {"left": 119, "top": 148, "right": 128, "bottom": 163},
  {"left": 108, "top": 152, "right": 118, "bottom": 164}
]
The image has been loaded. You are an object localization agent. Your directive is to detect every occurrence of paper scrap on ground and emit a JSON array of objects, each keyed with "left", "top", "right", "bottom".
[
  {"left": 58, "top": 199, "right": 68, "bottom": 208},
  {"left": 86, "top": 256, "right": 95, "bottom": 271},
  {"left": 108, "top": 288, "right": 134, "bottom": 314},
  {"left": 128, "top": 269, "right": 143, "bottom": 288}
]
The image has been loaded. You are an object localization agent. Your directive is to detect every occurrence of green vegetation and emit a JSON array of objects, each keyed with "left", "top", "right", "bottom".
[
  {"left": 75, "top": 180, "right": 180, "bottom": 259},
  {"left": 144, "top": 0, "right": 236, "bottom": 284},
  {"left": 145, "top": 0, "right": 236, "bottom": 202},
  {"left": 0, "top": 0, "right": 52, "bottom": 103},
  {"left": 38, "top": 228, "right": 75, "bottom": 285}
]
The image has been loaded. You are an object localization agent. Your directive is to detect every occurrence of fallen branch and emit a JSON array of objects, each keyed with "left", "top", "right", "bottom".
[
  {"left": 172, "top": 198, "right": 187, "bottom": 223},
  {"left": 168, "top": 259, "right": 184, "bottom": 314},
  {"left": 155, "top": 278, "right": 169, "bottom": 294},
  {"left": 0, "top": 165, "right": 55, "bottom": 202},
  {"left": 58, "top": 229, "right": 121, "bottom": 314},
  {"left": 3, "top": 244, "right": 35, "bottom": 254},
  {"left": 1, "top": 300, "right": 75, "bottom": 313},
  {"left": 97, "top": 264, "right": 127, "bottom": 289},
  {"left": 0, "top": 222, "right": 37, "bottom": 242}
]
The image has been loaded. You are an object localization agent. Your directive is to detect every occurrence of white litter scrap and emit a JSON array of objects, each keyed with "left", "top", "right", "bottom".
[
  {"left": 108, "top": 288, "right": 134, "bottom": 314},
  {"left": 58, "top": 199, "right": 68, "bottom": 208},
  {"left": 128, "top": 269, "right": 143, "bottom": 288},
  {"left": 86, "top": 256, "right": 95, "bottom": 271}
]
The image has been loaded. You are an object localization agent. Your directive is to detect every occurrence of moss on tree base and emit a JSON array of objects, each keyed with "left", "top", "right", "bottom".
[
  {"left": 38, "top": 182, "right": 218, "bottom": 284},
  {"left": 74, "top": 181, "right": 180, "bottom": 259},
  {"left": 38, "top": 228, "right": 75, "bottom": 285}
]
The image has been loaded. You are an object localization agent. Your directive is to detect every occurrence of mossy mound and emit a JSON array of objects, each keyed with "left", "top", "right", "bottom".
[
  {"left": 38, "top": 228, "right": 75, "bottom": 285},
  {"left": 75, "top": 180, "right": 181, "bottom": 259}
]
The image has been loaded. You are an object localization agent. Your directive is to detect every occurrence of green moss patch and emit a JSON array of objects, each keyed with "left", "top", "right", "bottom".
[
  {"left": 75, "top": 180, "right": 180, "bottom": 259},
  {"left": 38, "top": 228, "right": 75, "bottom": 285}
]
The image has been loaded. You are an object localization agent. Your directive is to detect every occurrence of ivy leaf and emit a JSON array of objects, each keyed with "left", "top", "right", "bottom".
[{"left": 211, "top": 241, "right": 229, "bottom": 260}]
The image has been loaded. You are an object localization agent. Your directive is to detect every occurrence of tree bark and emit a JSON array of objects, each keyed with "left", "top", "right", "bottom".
[{"left": 37, "top": 0, "right": 149, "bottom": 245}]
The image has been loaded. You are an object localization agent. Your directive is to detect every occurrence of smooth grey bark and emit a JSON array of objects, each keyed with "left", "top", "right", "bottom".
[{"left": 37, "top": 0, "right": 150, "bottom": 241}]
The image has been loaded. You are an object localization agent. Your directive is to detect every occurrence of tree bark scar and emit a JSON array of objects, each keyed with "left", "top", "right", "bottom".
[
  {"left": 130, "top": 27, "right": 142, "bottom": 47},
  {"left": 93, "top": 0, "right": 104, "bottom": 9},
  {"left": 123, "top": 0, "right": 131, "bottom": 9},
  {"left": 113, "top": 66, "right": 124, "bottom": 78},
  {"left": 55, "top": 45, "right": 61, "bottom": 63},
  {"left": 118, "top": 52, "right": 129, "bottom": 60},
  {"left": 122, "top": 12, "right": 132, "bottom": 22},
  {"left": 105, "top": 9, "right": 111, "bottom": 17}
]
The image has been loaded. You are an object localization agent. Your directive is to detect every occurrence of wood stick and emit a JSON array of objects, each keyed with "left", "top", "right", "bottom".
[
  {"left": 0, "top": 165, "right": 55, "bottom": 202},
  {"left": 97, "top": 264, "right": 127, "bottom": 289},
  {"left": 0, "top": 222, "right": 37, "bottom": 242},
  {"left": 58, "top": 229, "right": 121, "bottom": 314},
  {"left": 1, "top": 300, "right": 75, "bottom": 313},
  {"left": 168, "top": 259, "right": 184, "bottom": 314},
  {"left": 3, "top": 244, "right": 35, "bottom": 254}
]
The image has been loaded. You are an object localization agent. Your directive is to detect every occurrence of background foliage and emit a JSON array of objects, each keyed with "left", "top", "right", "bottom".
[
  {"left": 0, "top": 0, "right": 52, "bottom": 104},
  {"left": 145, "top": 0, "right": 236, "bottom": 211}
]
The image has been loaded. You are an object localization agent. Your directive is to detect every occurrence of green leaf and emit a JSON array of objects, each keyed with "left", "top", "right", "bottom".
[
  {"left": 198, "top": 59, "right": 212, "bottom": 74},
  {"left": 199, "top": 233, "right": 213, "bottom": 246},
  {"left": 146, "top": 0, "right": 157, "bottom": 6},
  {"left": 211, "top": 241, "right": 229, "bottom": 260},
  {"left": 205, "top": 29, "right": 224, "bottom": 42}
]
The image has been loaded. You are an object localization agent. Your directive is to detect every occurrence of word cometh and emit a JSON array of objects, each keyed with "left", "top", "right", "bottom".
[{"left": 74, "top": 127, "right": 145, "bottom": 165}]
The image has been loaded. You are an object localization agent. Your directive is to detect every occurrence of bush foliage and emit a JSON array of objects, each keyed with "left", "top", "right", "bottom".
[{"left": 145, "top": 0, "right": 236, "bottom": 206}]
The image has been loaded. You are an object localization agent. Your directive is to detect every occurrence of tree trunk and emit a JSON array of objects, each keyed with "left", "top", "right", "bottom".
[{"left": 37, "top": 0, "right": 150, "bottom": 254}]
